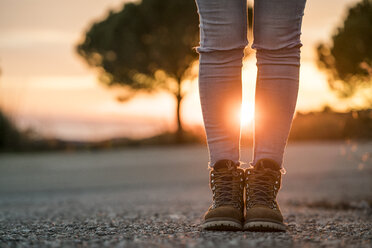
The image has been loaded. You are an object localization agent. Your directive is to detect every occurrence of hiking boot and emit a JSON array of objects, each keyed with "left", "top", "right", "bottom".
[
  {"left": 244, "top": 158, "right": 286, "bottom": 231},
  {"left": 201, "top": 159, "right": 245, "bottom": 230}
]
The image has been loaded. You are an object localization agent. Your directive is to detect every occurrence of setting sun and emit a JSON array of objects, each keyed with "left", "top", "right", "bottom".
[{"left": 240, "top": 102, "right": 255, "bottom": 127}]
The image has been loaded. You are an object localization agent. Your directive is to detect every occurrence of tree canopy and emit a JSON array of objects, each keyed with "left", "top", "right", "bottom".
[
  {"left": 76, "top": 0, "right": 200, "bottom": 138},
  {"left": 316, "top": 0, "right": 372, "bottom": 101}
]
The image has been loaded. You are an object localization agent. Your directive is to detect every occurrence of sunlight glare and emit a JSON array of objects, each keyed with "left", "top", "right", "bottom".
[{"left": 240, "top": 102, "right": 255, "bottom": 127}]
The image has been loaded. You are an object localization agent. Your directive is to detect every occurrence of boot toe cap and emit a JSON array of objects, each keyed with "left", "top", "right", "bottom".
[
  {"left": 245, "top": 206, "right": 284, "bottom": 224},
  {"left": 204, "top": 205, "right": 244, "bottom": 222}
]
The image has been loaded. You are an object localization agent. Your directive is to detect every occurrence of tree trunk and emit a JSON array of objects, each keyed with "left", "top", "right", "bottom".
[{"left": 175, "top": 79, "right": 184, "bottom": 143}]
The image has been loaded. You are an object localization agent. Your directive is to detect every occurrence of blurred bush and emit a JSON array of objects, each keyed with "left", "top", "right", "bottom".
[
  {"left": 289, "top": 108, "right": 372, "bottom": 141},
  {"left": 0, "top": 110, "right": 23, "bottom": 151}
]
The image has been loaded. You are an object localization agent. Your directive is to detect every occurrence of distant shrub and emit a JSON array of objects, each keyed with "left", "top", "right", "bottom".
[
  {"left": 289, "top": 109, "right": 372, "bottom": 140},
  {"left": 0, "top": 110, "right": 23, "bottom": 151}
]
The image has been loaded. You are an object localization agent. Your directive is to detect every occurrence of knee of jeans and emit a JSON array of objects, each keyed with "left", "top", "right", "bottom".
[
  {"left": 195, "top": 19, "right": 248, "bottom": 54},
  {"left": 195, "top": 31, "right": 247, "bottom": 66},
  {"left": 197, "top": 47, "right": 245, "bottom": 66},
  {"left": 194, "top": 20, "right": 248, "bottom": 55},
  {"left": 255, "top": 46, "right": 302, "bottom": 66},
  {"left": 194, "top": 0, "right": 248, "bottom": 53},
  {"left": 195, "top": 37, "right": 248, "bottom": 53},
  {"left": 252, "top": 20, "right": 303, "bottom": 64}
]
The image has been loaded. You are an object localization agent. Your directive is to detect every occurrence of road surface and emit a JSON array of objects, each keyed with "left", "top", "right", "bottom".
[{"left": 0, "top": 141, "right": 371, "bottom": 247}]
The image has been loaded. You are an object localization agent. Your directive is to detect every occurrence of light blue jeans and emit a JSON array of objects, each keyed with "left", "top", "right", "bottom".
[{"left": 195, "top": 0, "right": 307, "bottom": 169}]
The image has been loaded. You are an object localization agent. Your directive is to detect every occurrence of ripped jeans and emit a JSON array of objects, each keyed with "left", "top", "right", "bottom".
[{"left": 194, "top": 0, "right": 307, "bottom": 169}]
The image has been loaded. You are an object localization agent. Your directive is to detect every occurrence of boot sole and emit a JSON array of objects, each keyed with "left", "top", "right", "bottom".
[
  {"left": 201, "top": 218, "right": 242, "bottom": 231},
  {"left": 244, "top": 220, "right": 286, "bottom": 232}
]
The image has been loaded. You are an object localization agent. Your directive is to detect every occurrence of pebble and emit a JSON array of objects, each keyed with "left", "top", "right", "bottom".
[{"left": 1, "top": 199, "right": 371, "bottom": 248}]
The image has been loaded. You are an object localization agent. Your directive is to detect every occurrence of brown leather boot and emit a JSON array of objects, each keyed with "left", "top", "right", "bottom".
[
  {"left": 244, "top": 158, "right": 286, "bottom": 231},
  {"left": 201, "top": 159, "right": 245, "bottom": 230}
]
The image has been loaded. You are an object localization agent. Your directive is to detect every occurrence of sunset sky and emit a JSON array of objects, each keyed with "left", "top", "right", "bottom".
[{"left": 0, "top": 0, "right": 365, "bottom": 141}]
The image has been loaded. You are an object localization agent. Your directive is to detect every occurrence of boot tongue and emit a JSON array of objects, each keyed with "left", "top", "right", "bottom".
[
  {"left": 255, "top": 159, "right": 280, "bottom": 171},
  {"left": 214, "top": 159, "right": 237, "bottom": 171}
]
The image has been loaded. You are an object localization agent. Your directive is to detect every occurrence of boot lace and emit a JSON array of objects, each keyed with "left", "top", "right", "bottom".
[
  {"left": 246, "top": 167, "right": 281, "bottom": 210},
  {"left": 211, "top": 167, "right": 244, "bottom": 209}
]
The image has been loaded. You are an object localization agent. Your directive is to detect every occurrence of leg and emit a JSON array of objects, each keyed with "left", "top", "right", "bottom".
[
  {"left": 244, "top": 0, "right": 307, "bottom": 232},
  {"left": 195, "top": 0, "right": 248, "bottom": 168},
  {"left": 251, "top": 0, "right": 307, "bottom": 169},
  {"left": 195, "top": 0, "right": 248, "bottom": 231}
]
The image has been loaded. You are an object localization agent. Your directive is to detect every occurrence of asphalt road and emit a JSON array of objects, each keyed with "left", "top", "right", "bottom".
[{"left": 0, "top": 141, "right": 371, "bottom": 247}]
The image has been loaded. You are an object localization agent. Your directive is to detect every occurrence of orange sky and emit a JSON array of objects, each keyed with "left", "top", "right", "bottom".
[{"left": 0, "top": 0, "right": 365, "bottom": 141}]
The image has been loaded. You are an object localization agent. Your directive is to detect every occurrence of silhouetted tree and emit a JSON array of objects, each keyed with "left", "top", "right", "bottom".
[
  {"left": 317, "top": 0, "right": 372, "bottom": 103},
  {"left": 76, "top": 0, "right": 200, "bottom": 141}
]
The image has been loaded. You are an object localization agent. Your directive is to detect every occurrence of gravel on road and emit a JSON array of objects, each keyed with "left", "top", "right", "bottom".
[{"left": 0, "top": 142, "right": 371, "bottom": 247}]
